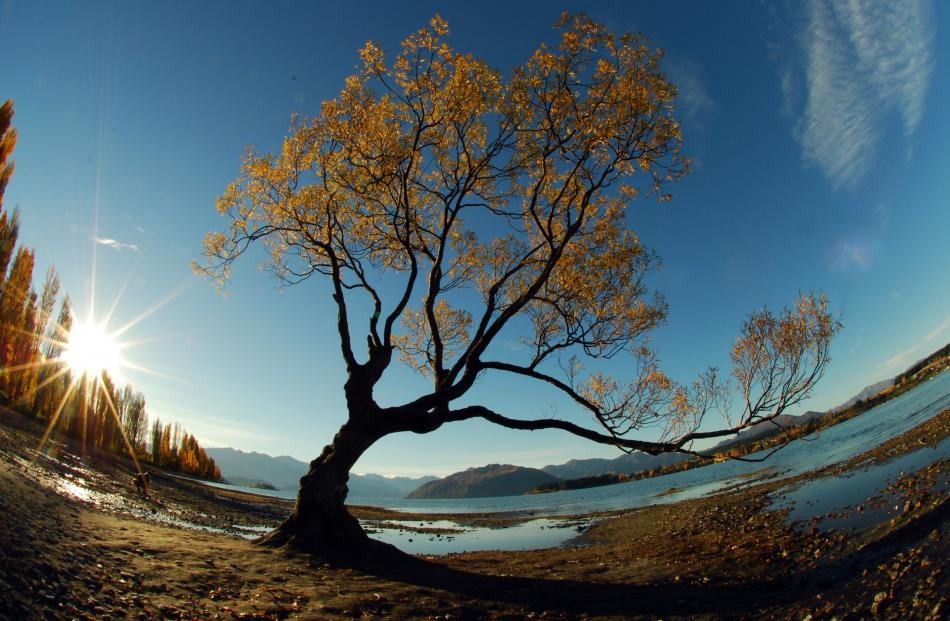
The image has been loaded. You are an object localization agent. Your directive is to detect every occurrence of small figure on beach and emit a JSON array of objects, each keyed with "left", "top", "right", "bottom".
[{"left": 133, "top": 471, "right": 151, "bottom": 498}]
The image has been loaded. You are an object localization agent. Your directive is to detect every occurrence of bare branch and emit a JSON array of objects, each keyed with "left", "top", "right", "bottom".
[{"left": 201, "top": 15, "right": 837, "bottom": 470}]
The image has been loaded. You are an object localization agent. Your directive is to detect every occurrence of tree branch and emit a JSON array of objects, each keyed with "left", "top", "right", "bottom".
[{"left": 444, "top": 405, "right": 680, "bottom": 454}]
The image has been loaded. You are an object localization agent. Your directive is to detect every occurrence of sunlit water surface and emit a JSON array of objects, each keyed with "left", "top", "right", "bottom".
[
  {"left": 769, "top": 434, "right": 950, "bottom": 532},
  {"left": 364, "top": 518, "right": 593, "bottom": 555},
  {"left": 352, "top": 369, "right": 950, "bottom": 518},
  {"left": 36, "top": 369, "right": 950, "bottom": 554}
]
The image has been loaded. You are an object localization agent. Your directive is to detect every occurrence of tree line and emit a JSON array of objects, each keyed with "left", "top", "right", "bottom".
[{"left": 0, "top": 98, "right": 220, "bottom": 481}]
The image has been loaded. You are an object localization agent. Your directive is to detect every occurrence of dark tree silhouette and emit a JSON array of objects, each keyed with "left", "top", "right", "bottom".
[{"left": 201, "top": 15, "right": 839, "bottom": 558}]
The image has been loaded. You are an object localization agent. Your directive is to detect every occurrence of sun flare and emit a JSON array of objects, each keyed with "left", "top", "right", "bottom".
[{"left": 61, "top": 320, "right": 124, "bottom": 383}]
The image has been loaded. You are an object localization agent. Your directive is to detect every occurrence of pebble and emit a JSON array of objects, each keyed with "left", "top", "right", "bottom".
[{"left": 870, "top": 591, "right": 890, "bottom": 616}]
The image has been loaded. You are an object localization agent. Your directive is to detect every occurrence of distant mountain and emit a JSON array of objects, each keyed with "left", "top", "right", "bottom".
[
  {"left": 706, "top": 375, "right": 907, "bottom": 454},
  {"left": 829, "top": 378, "right": 896, "bottom": 413},
  {"left": 541, "top": 451, "right": 689, "bottom": 480},
  {"left": 206, "top": 447, "right": 309, "bottom": 490},
  {"left": 205, "top": 447, "right": 436, "bottom": 499},
  {"left": 348, "top": 473, "right": 438, "bottom": 499},
  {"left": 407, "top": 464, "right": 561, "bottom": 499},
  {"left": 207, "top": 341, "right": 950, "bottom": 501},
  {"left": 709, "top": 411, "right": 823, "bottom": 453}
]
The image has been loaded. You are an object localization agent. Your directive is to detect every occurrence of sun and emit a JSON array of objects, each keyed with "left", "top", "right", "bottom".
[{"left": 61, "top": 320, "right": 124, "bottom": 383}]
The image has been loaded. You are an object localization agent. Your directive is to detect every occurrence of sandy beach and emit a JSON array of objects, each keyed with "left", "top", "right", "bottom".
[{"left": 1, "top": 405, "right": 947, "bottom": 620}]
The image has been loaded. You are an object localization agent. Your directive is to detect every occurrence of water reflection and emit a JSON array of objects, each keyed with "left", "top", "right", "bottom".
[
  {"left": 184, "top": 369, "right": 950, "bottom": 553},
  {"left": 362, "top": 518, "right": 589, "bottom": 555},
  {"left": 23, "top": 369, "right": 949, "bottom": 555},
  {"left": 770, "top": 435, "right": 950, "bottom": 531},
  {"left": 354, "top": 369, "right": 950, "bottom": 516}
]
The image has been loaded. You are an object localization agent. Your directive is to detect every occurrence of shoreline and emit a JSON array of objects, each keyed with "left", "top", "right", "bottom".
[{"left": 1, "top": 400, "right": 948, "bottom": 618}]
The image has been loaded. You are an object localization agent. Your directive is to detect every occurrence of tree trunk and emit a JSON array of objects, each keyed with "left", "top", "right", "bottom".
[{"left": 258, "top": 418, "right": 394, "bottom": 560}]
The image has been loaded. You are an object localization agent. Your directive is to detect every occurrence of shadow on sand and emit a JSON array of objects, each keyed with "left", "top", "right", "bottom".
[
  {"left": 314, "top": 495, "right": 950, "bottom": 618},
  {"left": 357, "top": 550, "right": 794, "bottom": 617}
]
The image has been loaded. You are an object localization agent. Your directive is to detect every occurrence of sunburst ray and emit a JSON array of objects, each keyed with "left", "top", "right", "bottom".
[
  {"left": 15, "top": 365, "right": 70, "bottom": 404},
  {"left": 109, "top": 281, "right": 193, "bottom": 340},
  {"left": 33, "top": 374, "right": 82, "bottom": 462},
  {"left": 96, "top": 376, "right": 143, "bottom": 473}
]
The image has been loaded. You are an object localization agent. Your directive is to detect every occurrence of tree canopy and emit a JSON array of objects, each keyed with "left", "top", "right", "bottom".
[{"left": 201, "top": 13, "right": 838, "bottom": 461}]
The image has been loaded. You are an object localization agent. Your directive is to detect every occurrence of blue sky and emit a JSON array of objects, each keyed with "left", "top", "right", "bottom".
[{"left": 1, "top": 1, "right": 948, "bottom": 476}]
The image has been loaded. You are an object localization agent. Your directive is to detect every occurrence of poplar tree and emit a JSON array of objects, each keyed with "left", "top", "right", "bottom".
[
  {"left": 0, "top": 100, "right": 17, "bottom": 282},
  {"left": 32, "top": 296, "right": 71, "bottom": 418},
  {"left": 0, "top": 246, "right": 35, "bottom": 372},
  {"left": 7, "top": 290, "right": 37, "bottom": 399},
  {"left": 0, "top": 100, "right": 15, "bottom": 208}
]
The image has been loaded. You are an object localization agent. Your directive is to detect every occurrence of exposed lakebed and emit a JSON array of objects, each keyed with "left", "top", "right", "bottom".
[
  {"left": 16, "top": 369, "right": 950, "bottom": 555},
  {"left": 2, "top": 377, "right": 949, "bottom": 620},
  {"left": 183, "top": 369, "right": 950, "bottom": 554}
]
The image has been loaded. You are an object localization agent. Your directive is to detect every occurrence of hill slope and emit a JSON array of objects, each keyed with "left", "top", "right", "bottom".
[
  {"left": 205, "top": 447, "right": 435, "bottom": 498},
  {"left": 348, "top": 473, "right": 439, "bottom": 499},
  {"left": 205, "top": 447, "right": 307, "bottom": 490},
  {"left": 541, "top": 451, "right": 689, "bottom": 480},
  {"left": 407, "top": 464, "right": 561, "bottom": 499},
  {"left": 708, "top": 411, "right": 824, "bottom": 453}
]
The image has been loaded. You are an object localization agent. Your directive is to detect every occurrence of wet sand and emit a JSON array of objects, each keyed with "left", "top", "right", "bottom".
[{"left": 1, "top": 407, "right": 948, "bottom": 620}]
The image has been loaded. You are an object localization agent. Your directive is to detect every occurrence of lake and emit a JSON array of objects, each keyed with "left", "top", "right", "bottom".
[{"left": 199, "top": 369, "right": 950, "bottom": 553}]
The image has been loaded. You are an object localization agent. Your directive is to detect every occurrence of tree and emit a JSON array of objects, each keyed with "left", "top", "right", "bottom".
[
  {"left": 118, "top": 384, "right": 148, "bottom": 453},
  {"left": 0, "top": 246, "right": 35, "bottom": 373},
  {"left": 149, "top": 418, "right": 162, "bottom": 464},
  {"left": 7, "top": 289, "right": 37, "bottom": 400},
  {"left": 28, "top": 269, "right": 61, "bottom": 417},
  {"left": 0, "top": 98, "right": 33, "bottom": 404},
  {"left": 0, "top": 100, "right": 17, "bottom": 281},
  {"left": 0, "top": 99, "right": 16, "bottom": 210},
  {"left": 32, "top": 296, "right": 70, "bottom": 418},
  {"left": 201, "top": 14, "right": 839, "bottom": 558},
  {"left": 0, "top": 210, "right": 18, "bottom": 286}
]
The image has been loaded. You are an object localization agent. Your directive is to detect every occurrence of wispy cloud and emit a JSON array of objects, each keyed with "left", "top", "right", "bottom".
[
  {"left": 788, "top": 0, "right": 934, "bottom": 190},
  {"left": 123, "top": 212, "right": 146, "bottom": 234},
  {"left": 828, "top": 236, "right": 877, "bottom": 272},
  {"left": 873, "top": 315, "right": 950, "bottom": 378},
  {"left": 94, "top": 236, "right": 139, "bottom": 251},
  {"left": 666, "top": 59, "right": 716, "bottom": 130}
]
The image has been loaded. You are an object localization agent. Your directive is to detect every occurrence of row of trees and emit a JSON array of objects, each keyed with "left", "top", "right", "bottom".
[
  {"left": 149, "top": 418, "right": 221, "bottom": 480},
  {"left": 0, "top": 98, "right": 220, "bottom": 481}
]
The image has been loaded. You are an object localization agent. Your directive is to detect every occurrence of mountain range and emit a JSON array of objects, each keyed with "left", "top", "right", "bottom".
[
  {"left": 540, "top": 451, "right": 689, "bottom": 480},
  {"left": 707, "top": 411, "right": 824, "bottom": 453},
  {"left": 828, "top": 378, "right": 896, "bottom": 413},
  {"left": 406, "top": 464, "right": 560, "bottom": 499},
  {"left": 208, "top": 372, "right": 908, "bottom": 500},
  {"left": 207, "top": 446, "right": 693, "bottom": 500},
  {"left": 204, "top": 447, "right": 436, "bottom": 499}
]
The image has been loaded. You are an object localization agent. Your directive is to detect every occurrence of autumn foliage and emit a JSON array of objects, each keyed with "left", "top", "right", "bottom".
[
  {"left": 200, "top": 15, "right": 839, "bottom": 552},
  {"left": 0, "top": 98, "right": 220, "bottom": 481},
  {"left": 204, "top": 14, "right": 837, "bottom": 454}
]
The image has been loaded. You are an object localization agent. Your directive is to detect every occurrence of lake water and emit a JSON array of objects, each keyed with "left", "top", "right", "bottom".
[
  {"left": 769, "top": 434, "right": 950, "bottom": 531},
  {"left": 199, "top": 369, "right": 950, "bottom": 553},
  {"left": 364, "top": 517, "right": 592, "bottom": 555},
  {"left": 351, "top": 369, "right": 950, "bottom": 515}
]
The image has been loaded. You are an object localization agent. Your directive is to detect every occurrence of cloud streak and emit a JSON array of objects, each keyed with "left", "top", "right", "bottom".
[
  {"left": 829, "top": 236, "right": 877, "bottom": 273},
  {"left": 94, "top": 236, "right": 139, "bottom": 252},
  {"left": 665, "top": 59, "right": 716, "bottom": 130},
  {"left": 828, "top": 233, "right": 881, "bottom": 274},
  {"left": 873, "top": 315, "right": 950, "bottom": 378},
  {"left": 791, "top": 0, "right": 933, "bottom": 190}
]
